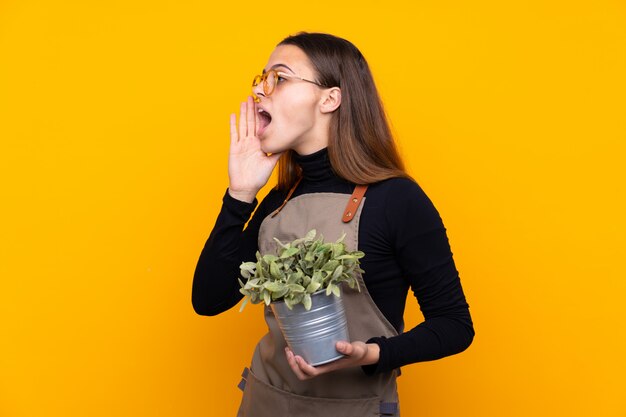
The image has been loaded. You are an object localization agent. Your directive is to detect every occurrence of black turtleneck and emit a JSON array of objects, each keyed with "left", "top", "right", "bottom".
[{"left": 192, "top": 148, "right": 474, "bottom": 374}]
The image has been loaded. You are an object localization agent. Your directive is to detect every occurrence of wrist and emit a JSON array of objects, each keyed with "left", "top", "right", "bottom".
[
  {"left": 363, "top": 343, "right": 380, "bottom": 366},
  {"left": 227, "top": 188, "right": 257, "bottom": 203}
]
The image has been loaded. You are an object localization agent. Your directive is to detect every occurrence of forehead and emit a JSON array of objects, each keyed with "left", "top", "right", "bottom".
[{"left": 263, "top": 45, "right": 315, "bottom": 76}]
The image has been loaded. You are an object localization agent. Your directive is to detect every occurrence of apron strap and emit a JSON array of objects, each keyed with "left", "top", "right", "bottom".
[
  {"left": 271, "top": 179, "right": 368, "bottom": 223},
  {"left": 342, "top": 185, "right": 368, "bottom": 223},
  {"left": 271, "top": 177, "right": 303, "bottom": 218},
  {"left": 379, "top": 402, "right": 399, "bottom": 416}
]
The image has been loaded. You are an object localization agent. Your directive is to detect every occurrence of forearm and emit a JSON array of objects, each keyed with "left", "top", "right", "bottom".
[
  {"left": 365, "top": 309, "right": 474, "bottom": 374},
  {"left": 192, "top": 190, "right": 260, "bottom": 316}
]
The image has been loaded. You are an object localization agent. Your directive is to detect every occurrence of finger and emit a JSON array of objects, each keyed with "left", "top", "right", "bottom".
[
  {"left": 254, "top": 101, "right": 261, "bottom": 137},
  {"left": 238, "top": 101, "right": 246, "bottom": 141},
  {"left": 246, "top": 96, "right": 255, "bottom": 137},
  {"left": 285, "top": 348, "right": 310, "bottom": 381},
  {"left": 294, "top": 355, "right": 319, "bottom": 377},
  {"left": 229, "top": 113, "right": 237, "bottom": 145}
]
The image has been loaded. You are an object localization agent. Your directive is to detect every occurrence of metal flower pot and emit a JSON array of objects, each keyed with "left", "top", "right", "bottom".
[{"left": 270, "top": 290, "right": 349, "bottom": 366}]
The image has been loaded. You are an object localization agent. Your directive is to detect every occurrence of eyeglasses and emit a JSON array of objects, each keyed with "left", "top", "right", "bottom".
[{"left": 252, "top": 69, "right": 323, "bottom": 101}]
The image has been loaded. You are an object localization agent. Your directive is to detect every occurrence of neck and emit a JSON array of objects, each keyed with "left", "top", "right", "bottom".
[
  {"left": 293, "top": 147, "right": 337, "bottom": 184},
  {"left": 293, "top": 139, "right": 328, "bottom": 156},
  {"left": 292, "top": 117, "right": 330, "bottom": 155}
]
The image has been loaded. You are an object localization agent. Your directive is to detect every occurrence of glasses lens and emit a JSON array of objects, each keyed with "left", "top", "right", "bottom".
[{"left": 264, "top": 71, "right": 277, "bottom": 96}]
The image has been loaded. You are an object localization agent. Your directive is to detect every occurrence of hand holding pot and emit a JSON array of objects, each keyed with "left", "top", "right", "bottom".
[
  {"left": 285, "top": 341, "right": 381, "bottom": 381},
  {"left": 228, "top": 96, "right": 282, "bottom": 203}
]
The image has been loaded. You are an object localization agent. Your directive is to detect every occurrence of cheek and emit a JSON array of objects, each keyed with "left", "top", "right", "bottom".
[{"left": 275, "top": 95, "right": 317, "bottom": 128}]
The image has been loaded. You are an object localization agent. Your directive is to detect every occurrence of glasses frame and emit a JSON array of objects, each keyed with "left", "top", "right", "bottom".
[{"left": 252, "top": 69, "right": 323, "bottom": 101}]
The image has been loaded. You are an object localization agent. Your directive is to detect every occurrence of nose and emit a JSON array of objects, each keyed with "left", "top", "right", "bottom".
[{"left": 252, "top": 83, "right": 265, "bottom": 102}]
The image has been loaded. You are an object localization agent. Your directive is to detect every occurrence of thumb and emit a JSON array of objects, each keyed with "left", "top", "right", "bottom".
[{"left": 336, "top": 341, "right": 352, "bottom": 355}]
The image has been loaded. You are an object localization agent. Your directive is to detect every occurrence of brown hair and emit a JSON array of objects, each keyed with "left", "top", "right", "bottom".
[{"left": 276, "top": 32, "right": 412, "bottom": 191}]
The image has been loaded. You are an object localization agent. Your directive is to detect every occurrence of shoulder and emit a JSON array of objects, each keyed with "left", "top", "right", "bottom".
[
  {"left": 366, "top": 177, "right": 444, "bottom": 232},
  {"left": 367, "top": 177, "right": 434, "bottom": 209}
]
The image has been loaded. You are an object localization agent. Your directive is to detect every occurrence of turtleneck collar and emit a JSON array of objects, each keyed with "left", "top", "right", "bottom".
[{"left": 292, "top": 147, "right": 337, "bottom": 184}]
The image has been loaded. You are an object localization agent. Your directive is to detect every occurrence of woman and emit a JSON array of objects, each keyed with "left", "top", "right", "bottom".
[{"left": 192, "top": 32, "right": 474, "bottom": 417}]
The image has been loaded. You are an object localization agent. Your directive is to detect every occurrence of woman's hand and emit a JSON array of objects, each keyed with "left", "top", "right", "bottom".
[
  {"left": 228, "top": 96, "right": 282, "bottom": 203},
  {"left": 285, "top": 341, "right": 380, "bottom": 380}
]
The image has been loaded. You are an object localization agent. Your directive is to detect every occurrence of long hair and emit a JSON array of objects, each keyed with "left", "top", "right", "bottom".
[{"left": 276, "top": 32, "right": 412, "bottom": 191}]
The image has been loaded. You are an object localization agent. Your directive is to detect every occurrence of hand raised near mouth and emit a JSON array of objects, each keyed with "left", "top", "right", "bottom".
[{"left": 228, "top": 96, "right": 283, "bottom": 203}]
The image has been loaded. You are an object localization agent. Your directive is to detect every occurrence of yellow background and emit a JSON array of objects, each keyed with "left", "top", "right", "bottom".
[{"left": 1, "top": 0, "right": 625, "bottom": 416}]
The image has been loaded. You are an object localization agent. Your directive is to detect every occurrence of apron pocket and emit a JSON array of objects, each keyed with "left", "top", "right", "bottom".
[
  {"left": 238, "top": 368, "right": 382, "bottom": 417},
  {"left": 237, "top": 367, "right": 289, "bottom": 417},
  {"left": 288, "top": 391, "right": 380, "bottom": 417}
]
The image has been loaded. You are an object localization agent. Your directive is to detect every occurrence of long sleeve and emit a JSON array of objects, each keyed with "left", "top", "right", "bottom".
[
  {"left": 191, "top": 189, "right": 269, "bottom": 316},
  {"left": 192, "top": 148, "right": 474, "bottom": 374},
  {"left": 363, "top": 179, "right": 475, "bottom": 374}
]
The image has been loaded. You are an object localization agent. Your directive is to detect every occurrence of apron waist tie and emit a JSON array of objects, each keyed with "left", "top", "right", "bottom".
[
  {"left": 379, "top": 401, "right": 399, "bottom": 416},
  {"left": 237, "top": 367, "right": 250, "bottom": 392}
]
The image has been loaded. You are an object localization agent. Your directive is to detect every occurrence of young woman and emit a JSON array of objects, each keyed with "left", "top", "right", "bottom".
[{"left": 192, "top": 32, "right": 474, "bottom": 417}]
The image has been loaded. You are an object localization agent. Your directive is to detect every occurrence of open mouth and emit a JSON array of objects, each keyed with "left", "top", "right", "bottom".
[{"left": 257, "top": 108, "right": 272, "bottom": 136}]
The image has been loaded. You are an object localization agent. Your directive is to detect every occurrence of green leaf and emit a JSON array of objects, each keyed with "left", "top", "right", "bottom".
[
  {"left": 271, "top": 287, "right": 289, "bottom": 300},
  {"left": 263, "top": 281, "right": 286, "bottom": 292},
  {"left": 269, "top": 261, "right": 282, "bottom": 280},
  {"left": 312, "top": 254, "right": 326, "bottom": 270},
  {"left": 244, "top": 278, "right": 261, "bottom": 289},
  {"left": 263, "top": 254, "right": 278, "bottom": 263},
  {"left": 304, "top": 229, "right": 317, "bottom": 241},
  {"left": 291, "top": 293, "right": 304, "bottom": 306},
  {"left": 332, "top": 284, "right": 341, "bottom": 297},
  {"left": 331, "top": 265, "right": 344, "bottom": 280},
  {"left": 334, "top": 255, "right": 356, "bottom": 260},
  {"left": 287, "top": 284, "right": 305, "bottom": 293},
  {"left": 304, "top": 250, "right": 315, "bottom": 262},
  {"left": 240, "top": 261, "right": 256, "bottom": 271},
  {"left": 303, "top": 293, "right": 312, "bottom": 310},
  {"left": 305, "top": 280, "right": 321, "bottom": 294},
  {"left": 287, "top": 271, "right": 302, "bottom": 284},
  {"left": 340, "top": 243, "right": 350, "bottom": 257},
  {"left": 239, "top": 296, "right": 250, "bottom": 312},
  {"left": 280, "top": 247, "right": 300, "bottom": 259},
  {"left": 273, "top": 237, "right": 288, "bottom": 249},
  {"left": 321, "top": 260, "right": 339, "bottom": 271},
  {"left": 282, "top": 258, "right": 294, "bottom": 269},
  {"left": 263, "top": 290, "right": 271, "bottom": 306}
]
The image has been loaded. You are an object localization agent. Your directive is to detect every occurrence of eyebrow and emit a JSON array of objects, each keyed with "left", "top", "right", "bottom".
[{"left": 262, "top": 64, "right": 295, "bottom": 74}]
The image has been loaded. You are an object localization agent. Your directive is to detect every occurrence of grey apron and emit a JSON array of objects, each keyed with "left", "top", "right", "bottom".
[{"left": 237, "top": 185, "right": 400, "bottom": 417}]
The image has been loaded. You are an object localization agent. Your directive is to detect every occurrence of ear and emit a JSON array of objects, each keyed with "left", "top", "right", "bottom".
[{"left": 319, "top": 87, "right": 341, "bottom": 114}]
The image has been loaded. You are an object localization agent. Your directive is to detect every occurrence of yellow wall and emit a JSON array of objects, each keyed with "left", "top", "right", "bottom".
[{"left": 1, "top": 1, "right": 625, "bottom": 416}]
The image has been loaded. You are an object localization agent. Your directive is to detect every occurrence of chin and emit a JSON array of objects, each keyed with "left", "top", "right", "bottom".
[{"left": 260, "top": 138, "right": 290, "bottom": 155}]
